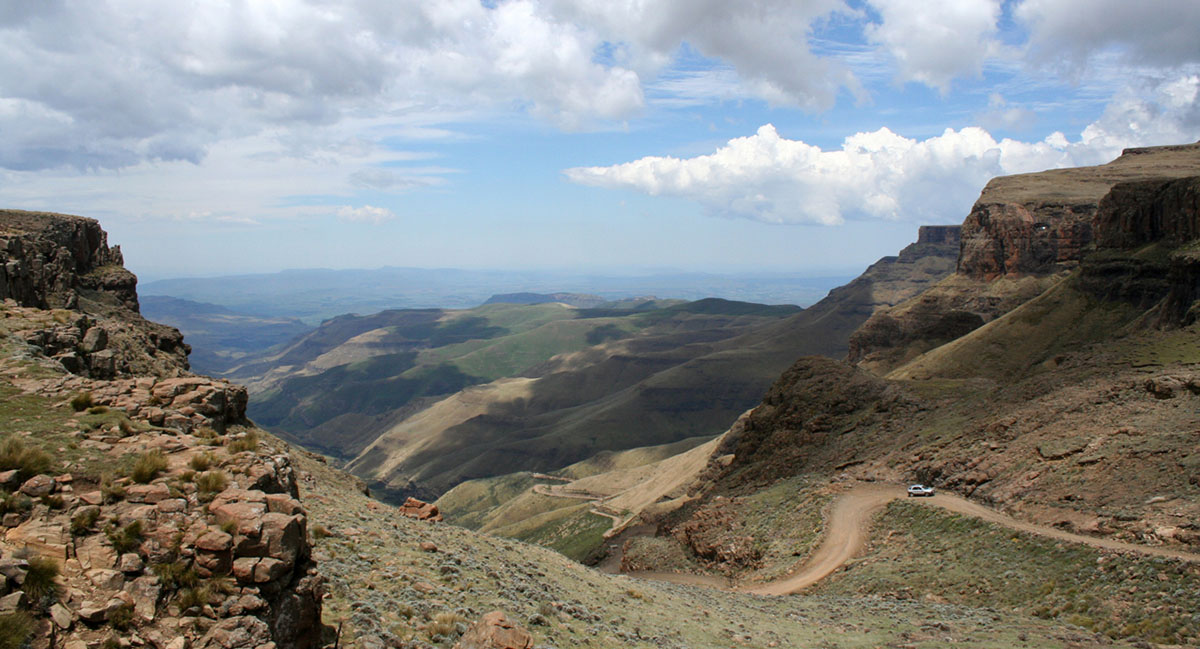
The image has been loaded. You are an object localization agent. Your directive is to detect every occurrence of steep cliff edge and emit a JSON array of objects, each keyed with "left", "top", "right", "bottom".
[
  {"left": 0, "top": 210, "right": 322, "bottom": 649},
  {"left": 850, "top": 143, "right": 1200, "bottom": 373},
  {"left": 2, "top": 209, "right": 190, "bottom": 380}
]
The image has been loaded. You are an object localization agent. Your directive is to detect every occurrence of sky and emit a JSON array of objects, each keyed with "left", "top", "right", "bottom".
[{"left": 1, "top": 0, "right": 1198, "bottom": 282}]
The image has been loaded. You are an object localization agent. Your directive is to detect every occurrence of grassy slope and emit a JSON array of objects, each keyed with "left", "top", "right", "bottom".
[{"left": 296, "top": 448, "right": 1108, "bottom": 649}]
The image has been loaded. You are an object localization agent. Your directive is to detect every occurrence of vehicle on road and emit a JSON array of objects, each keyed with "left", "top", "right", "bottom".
[{"left": 907, "top": 484, "right": 935, "bottom": 497}]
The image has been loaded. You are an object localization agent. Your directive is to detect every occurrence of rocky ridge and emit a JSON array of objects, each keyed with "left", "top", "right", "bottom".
[
  {"left": 0, "top": 210, "right": 322, "bottom": 649},
  {"left": 849, "top": 143, "right": 1200, "bottom": 373}
]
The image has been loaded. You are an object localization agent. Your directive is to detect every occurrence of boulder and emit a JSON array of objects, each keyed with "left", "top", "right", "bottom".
[
  {"left": 195, "top": 615, "right": 272, "bottom": 649},
  {"left": 18, "top": 474, "right": 54, "bottom": 497},
  {"left": 398, "top": 497, "right": 443, "bottom": 522},
  {"left": 453, "top": 611, "right": 534, "bottom": 649}
]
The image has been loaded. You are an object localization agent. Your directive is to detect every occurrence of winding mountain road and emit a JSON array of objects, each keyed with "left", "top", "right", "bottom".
[{"left": 615, "top": 483, "right": 1200, "bottom": 596}]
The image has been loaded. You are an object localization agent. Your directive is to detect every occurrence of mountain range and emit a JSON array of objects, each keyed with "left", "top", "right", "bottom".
[{"left": 0, "top": 141, "right": 1198, "bottom": 648}]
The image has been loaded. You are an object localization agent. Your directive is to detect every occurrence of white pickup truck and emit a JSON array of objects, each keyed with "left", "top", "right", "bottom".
[{"left": 907, "top": 484, "right": 935, "bottom": 497}]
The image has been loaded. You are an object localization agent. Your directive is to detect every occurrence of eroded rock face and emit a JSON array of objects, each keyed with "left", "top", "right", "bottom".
[
  {"left": 851, "top": 146, "right": 1200, "bottom": 371},
  {"left": 958, "top": 144, "right": 1200, "bottom": 280},
  {"left": 2, "top": 210, "right": 190, "bottom": 378},
  {"left": 0, "top": 209, "right": 322, "bottom": 649},
  {"left": 0, "top": 209, "right": 135, "bottom": 310}
]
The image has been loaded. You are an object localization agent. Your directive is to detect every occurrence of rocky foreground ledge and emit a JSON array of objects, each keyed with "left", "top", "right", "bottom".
[{"left": 0, "top": 209, "right": 323, "bottom": 649}]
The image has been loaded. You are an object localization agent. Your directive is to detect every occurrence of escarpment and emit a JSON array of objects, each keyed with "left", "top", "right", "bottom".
[
  {"left": 0, "top": 210, "right": 323, "bottom": 649},
  {"left": 850, "top": 143, "right": 1200, "bottom": 372}
]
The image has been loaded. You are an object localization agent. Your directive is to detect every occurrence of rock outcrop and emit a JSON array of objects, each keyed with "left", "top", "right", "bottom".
[
  {"left": 453, "top": 611, "right": 534, "bottom": 649},
  {"left": 0, "top": 209, "right": 136, "bottom": 311},
  {"left": 2, "top": 210, "right": 190, "bottom": 378},
  {"left": 0, "top": 210, "right": 323, "bottom": 649},
  {"left": 850, "top": 144, "right": 1200, "bottom": 372},
  {"left": 959, "top": 143, "right": 1200, "bottom": 280}
]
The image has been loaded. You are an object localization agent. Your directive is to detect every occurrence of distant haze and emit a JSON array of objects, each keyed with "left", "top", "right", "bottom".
[{"left": 141, "top": 267, "right": 853, "bottom": 325}]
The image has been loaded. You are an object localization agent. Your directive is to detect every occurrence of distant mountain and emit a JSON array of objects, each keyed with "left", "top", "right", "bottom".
[
  {"left": 140, "top": 295, "right": 312, "bottom": 375},
  {"left": 140, "top": 268, "right": 853, "bottom": 324},
  {"left": 229, "top": 227, "right": 958, "bottom": 501}
]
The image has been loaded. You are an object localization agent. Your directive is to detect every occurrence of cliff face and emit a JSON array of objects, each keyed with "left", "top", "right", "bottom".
[
  {"left": 0, "top": 210, "right": 323, "bottom": 649},
  {"left": 958, "top": 143, "right": 1200, "bottom": 280},
  {"left": 1, "top": 210, "right": 189, "bottom": 379},
  {"left": 0, "top": 210, "right": 137, "bottom": 311},
  {"left": 850, "top": 144, "right": 1200, "bottom": 372}
]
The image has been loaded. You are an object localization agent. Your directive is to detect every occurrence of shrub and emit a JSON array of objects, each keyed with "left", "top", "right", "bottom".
[
  {"left": 225, "top": 430, "right": 260, "bottom": 454},
  {"left": 128, "top": 450, "right": 168, "bottom": 484},
  {"left": 23, "top": 556, "right": 60, "bottom": 605},
  {"left": 195, "top": 471, "right": 229, "bottom": 500},
  {"left": 70, "top": 392, "right": 94, "bottom": 412},
  {"left": 0, "top": 436, "right": 52, "bottom": 479},
  {"left": 188, "top": 452, "right": 216, "bottom": 472},
  {"left": 100, "top": 475, "right": 125, "bottom": 503},
  {"left": 0, "top": 612, "right": 33, "bottom": 649},
  {"left": 0, "top": 491, "right": 31, "bottom": 516},
  {"left": 153, "top": 561, "right": 199, "bottom": 591},
  {"left": 106, "top": 520, "right": 144, "bottom": 554},
  {"left": 71, "top": 507, "right": 101, "bottom": 536},
  {"left": 87, "top": 405, "right": 110, "bottom": 415}
]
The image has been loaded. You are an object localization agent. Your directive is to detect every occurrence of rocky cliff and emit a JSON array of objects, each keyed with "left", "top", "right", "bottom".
[
  {"left": 0, "top": 210, "right": 323, "bottom": 649},
  {"left": 2, "top": 209, "right": 190, "bottom": 380},
  {"left": 849, "top": 143, "right": 1200, "bottom": 372}
]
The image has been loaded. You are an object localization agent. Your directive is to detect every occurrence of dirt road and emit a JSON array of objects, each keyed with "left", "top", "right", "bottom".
[{"left": 744, "top": 484, "right": 1200, "bottom": 596}]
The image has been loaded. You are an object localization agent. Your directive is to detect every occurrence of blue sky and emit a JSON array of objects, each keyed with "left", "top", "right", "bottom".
[{"left": 1, "top": 0, "right": 1198, "bottom": 281}]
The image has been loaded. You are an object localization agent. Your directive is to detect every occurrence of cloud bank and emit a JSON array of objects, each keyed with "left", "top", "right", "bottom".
[{"left": 566, "top": 75, "right": 1200, "bottom": 225}]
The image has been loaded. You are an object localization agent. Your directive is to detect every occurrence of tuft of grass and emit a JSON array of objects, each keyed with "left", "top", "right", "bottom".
[
  {"left": 194, "top": 471, "right": 229, "bottom": 500},
  {"left": 127, "top": 449, "right": 168, "bottom": 484},
  {"left": 70, "top": 391, "right": 94, "bottom": 412},
  {"left": 107, "top": 602, "right": 135, "bottom": 630},
  {"left": 100, "top": 474, "right": 126, "bottom": 503},
  {"left": 188, "top": 451, "right": 216, "bottom": 472},
  {"left": 153, "top": 561, "right": 199, "bottom": 591},
  {"left": 0, "top": 612, "right": 33, "bottom": 649},
  {"left": 71, "top": 507, "right": 101, "bottom": 536},
  {"left": 225, "top": 430, "right": 260, "bottom": 454},
  {"left": 425, "top": 611, "right": 468, "bottom": 641},
  {"left": 0, "top": 436, "right": 52, "bottom": 479},
  {"left": 0, "top": 491, "right": 32, "bottom": 516},
  {"left": 106, "top": 520, "right": 144, "bottom": 554},
  {"left": 87, "top": 405, "right": 110, "bottom": 415},
  {"left": 23, "top": 556, "right": 60, "bottom": 607}
]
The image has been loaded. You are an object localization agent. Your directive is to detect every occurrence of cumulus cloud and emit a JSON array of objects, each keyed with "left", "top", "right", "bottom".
[
  {"left": 865, "top": 0, "right": 1002, "bottom": 90},
  {"left": 336, "top": 205, "right": 397, "bottom": 225},
  {"left": 566, "top": 74, "right": 1200, "bottom": 226}
]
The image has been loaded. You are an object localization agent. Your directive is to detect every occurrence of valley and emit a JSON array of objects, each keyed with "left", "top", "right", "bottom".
[{"left": 1, "top": 141, "right": 1198, "bottom": 649}]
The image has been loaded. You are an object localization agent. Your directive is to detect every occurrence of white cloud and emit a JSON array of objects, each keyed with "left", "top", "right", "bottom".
[
  {"left": 565, "top": 74, "right": 1200, "bottom": 226},
  {"left": 1017, "top": 0, "right": 1200, "bottom": 72},
  {"left": 546, "top": 0, "right": 860, "bottom": 110},
  {"left": 336, "top": 205, "right": 396, "bottom": 224},
  {"left": 0, "top": 0, "right": 646, "bottom": 171},
  {"left": 865, "top": 0, "right": 1002, "bottom": 91}
]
